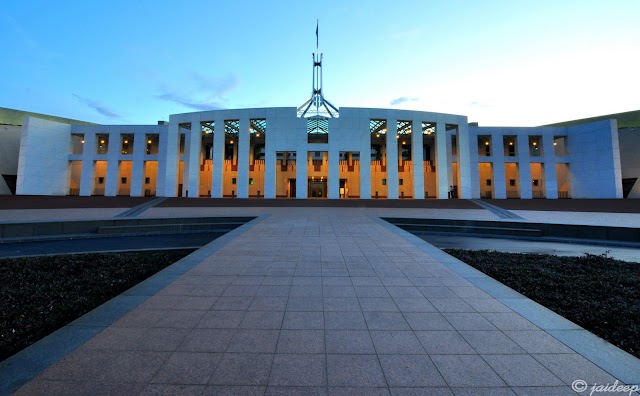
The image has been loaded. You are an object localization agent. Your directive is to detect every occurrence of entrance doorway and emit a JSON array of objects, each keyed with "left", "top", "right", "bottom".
[
  {"left": 308, "top": 179, "right": 327, "bottom": 198},
  {"left": 289, "top": 179, "right": 296, "bottom": 198}
]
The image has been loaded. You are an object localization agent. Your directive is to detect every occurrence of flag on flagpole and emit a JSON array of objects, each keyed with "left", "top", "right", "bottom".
[{"left": 315, "top": 20, "right": 319, "bottom": 49}]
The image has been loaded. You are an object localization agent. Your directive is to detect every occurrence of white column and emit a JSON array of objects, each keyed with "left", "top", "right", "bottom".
[
  {"left": 296, "top": 150, "right": 308, "bottom": 198},
  {"left": 386, "top": 118, "right": 399, "bottom": 199},
  {"left": 79, "top": 133, "right": 95, "bottom": 196},
  {"left": 517, "top": 133, "right": 532, "bottom": 199},
  {"left": 492, "top": 134, "right": 507, "bottom": 199},
  {"left": 542, "top": 133, "right": 558, "bottom": 199},
  {"left": 237, "top": 118, "right": 250, "bottom": 198},
  {"left": 184, "top": 118, "right": 201, "bottom": 198},
  {"left": 411, "top": 119, "right": 424, "bottom": 199},
  {"left": 328, "top": 149, "right": 340, "bottom": 199},
  {"left": 264, "top": 124, "right": 276, "bottom": 199},
  {"left": 104, "top": 132, "right": 119, "bottom": 196},
  {"left": 457, "top": 123, "right": 474, "bottom": 199},
  {"left": 360, "top": 121, "right": 371, "bottom": 199},
  {"left": 436, "top": 122, "right": 449, "bottom": 199},
  {"left": 211, "top": 118, "right": 225, "bottom": 198},
  {"left": 161, "top": 122, "right": 179, "bottom": 197},
  {"left": 129, "top": 133, "right": 146, "bottom": 196}
]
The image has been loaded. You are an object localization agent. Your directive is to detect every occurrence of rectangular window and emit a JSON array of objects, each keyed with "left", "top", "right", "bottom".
[
  {"left": 121, "top": 177, "right": 127, "bottom": 184},
  {"left": 533, "top": 179, "right": 539, "bottom": 186},
  {"left": 98, "top": 177, "right": 105, "bottom": 184},
  {"left": 249, "top": 178, "right": 254, "bottom": 185},
  {"left": 509, "top": 179, "right": 516, "bottom": 186},
  {"left": 145, "top": 177, "right": 151, "bottom": 184},
  {"left": 232, "top": 178, "right": 237, "bottom": 185},
  {"left": 382, "top": 179, "right": 387, "bottom": 186},
  {"left": 486, "top": 179, "right": 492, "bottom": 186},
  {"left": 399, "top": 179, "right": 404, "bottom": 186}
]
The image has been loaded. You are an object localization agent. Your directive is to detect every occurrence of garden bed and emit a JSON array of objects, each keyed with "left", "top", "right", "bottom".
[
  {"left": 0, "top": 249, "right": 194, "bottom": 361},
  {"left": 444, "top": 249, "right": 640, "bottom": 359}
]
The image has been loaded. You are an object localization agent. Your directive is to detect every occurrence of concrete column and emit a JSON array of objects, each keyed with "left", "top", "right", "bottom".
[
  {"left": 457, "top": 123, "right": 474, "bottom": 199},
  {"left": 360, "top": 122, "right": 371, "bottom": 199},
  {"left": 296, "top": 150, "right": 308, "bottom": 198},
  {"left": 492, "top": 134, "right": 507, "bottom": 199},
  {"left": 79, "top": 132, "right": 96, "bottom": 196},
  {"left": 517, "top": 133, "right": 532, "bottom": 199},
  {"left": 104, "top": 132, "right": 119, "bottom": 196},
  {"left": 328, "top": 149, "right": 340, "bottom": 199},
  {"left": 436, "top": 122, "right": 449, "bottom": 199},
  {"left": 264, "top": 124, "right": 276, "bottom": 199},
  {"left": 184, "top": 118, "right": 201, "bottom": 198},
  {"left": 129, "top": 133, "right": 146, "bottom": 196},
  {"left": 237, "top": 118, "right": 250, "bottom": 198},
  {"left": 211, "top": 118, "right": 225, "bottom": 198},
  {"left": 411, "top": 120, "right": 424, "bottom": 199},
  {"left": 542, "top": 133, "right": 558, "bottom": 198},
  {"left": 386, "top": 118, "right": 399, "bottom": 199},
  {"left": 161, "top": 122, "right": 179, "bottom": 197}
]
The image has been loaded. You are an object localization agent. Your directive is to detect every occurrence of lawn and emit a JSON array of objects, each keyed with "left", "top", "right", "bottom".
[
  {"left": 0, "top": 250, "right": 194, "bottom": 361},
  {"left": 444, "top": 249, "right": 640, "bottom": 359}
]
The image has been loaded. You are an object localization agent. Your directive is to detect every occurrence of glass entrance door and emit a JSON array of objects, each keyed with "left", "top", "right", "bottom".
[{"left": 308, "top": 179, "right": 327, "bottom": 198}]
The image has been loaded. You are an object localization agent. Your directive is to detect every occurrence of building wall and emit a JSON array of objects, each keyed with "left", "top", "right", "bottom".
[
  {"left": 619, "top": 128, "right": 640, "bottom": 198},
  {"left": 16, "top": 117, "right": 71, "bottom": 195},
  {"left": 0, "top": 125, "right": 21, "bottom": 194}
]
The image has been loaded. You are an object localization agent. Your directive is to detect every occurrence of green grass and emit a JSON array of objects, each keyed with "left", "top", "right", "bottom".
[
  {"left": 0, "top": 250, "right": 194, "bottom": 361},
  {"left": 445, "top": 249, "right": 640, "bottom": 359}
]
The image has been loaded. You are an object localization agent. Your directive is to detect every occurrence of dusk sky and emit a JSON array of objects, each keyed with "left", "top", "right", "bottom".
[{"left": 2, "top": 1, "right": 638, "bottom": 126}]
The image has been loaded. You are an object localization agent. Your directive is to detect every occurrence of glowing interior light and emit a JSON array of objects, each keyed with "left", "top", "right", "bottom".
[{"left": 147, "top": 139, "right": 152, "bottom": 144}]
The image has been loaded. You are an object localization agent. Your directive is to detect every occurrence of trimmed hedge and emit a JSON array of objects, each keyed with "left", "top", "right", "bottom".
[
  {"left": 0, "top": 250, "right": 194, "bottom": 361},
  {"left": 445, "top": 249, "right": 640, "bottom": 359}
]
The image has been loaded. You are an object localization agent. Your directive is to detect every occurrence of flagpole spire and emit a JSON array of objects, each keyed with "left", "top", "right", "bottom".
[{"left": 298, "top": 20, "right": 339, "bottom": 118}]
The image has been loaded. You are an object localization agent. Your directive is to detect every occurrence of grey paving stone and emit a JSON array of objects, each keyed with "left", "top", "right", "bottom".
[
  {"left": 223, "top": 285, "right": 260, "bottom": 297},
  {"left": 348, "top": 269, "right": 378, "bottom": 277},
  {"left": 431, "top": 355, "right": 506, "bottom": 387},
  {"left": 393, "top": 298, "right": 437, "bottom": 313},
  {"left": 277, "top": 330, "right": 325, "bottom": 353},
  {"left": 292, "top": 275, "right": 322, "bottom": 284},
  {"left": 483, "top": 354, "right": 565, "bottom": 386},
  {"left": 150, "top": 351, "right": 221, "bottom": 384},
  {"left": 363, "top": 312, "right": 411, "bottom": 330},
  {"left": 140, "top": 384, "right": 206, "bottom": 395},
  {"left": 329, "top": 386, "right": 390, "bottom": 395},
  {"left": 359, "top": 297, "right": 400, "bottom": 312},
  {"left": 232, "top": 276, "right": 264, "bottom": 286},
  {"left": 442, "top": 313, "right": 497, "bottom": 331},
  {"left": 324, "top": 311, "right": 368, "bottom": 330},
  {"left": 448, "top": 286, "right": 492, "bottom": 299},
  {"left": 481, "top": 312, "right": 539, "bottom": 331},
  {"left": 82, "top": 326, "right": 146, "bottom": 350},
  {"left": 287, "top": 297, "right": 324, "bottom": 312},
  {"left": 203, "top": 385, "right": 266, "bottom": 395},
  {"left": 212, "top": 296, "right": 254, "bottom": 311},
  {"left": 322, "top": 269, "right": 349, "bottom": 277},
  {"left": 290, "top": 285, "right": 323, "bottom": 297},
  {"left": 370, "top": 331, "right": 426, "bottom": 354},
  {"left": 238, "top": 311, "right": 284, "bottom": 329},
  {"left": 462, "top": 298, "right": 512, "bottom": 313},
  {"left": 418, "top": 287, "right": 458, "bottom": 298},
  {"left": 429, "top": 298, "right": 475, "bottom": 313},
  {"left": 451, "top": 387, "right": 515, "bottom": 396},
  {"left": 503, "top": 331, "right": 574, "bottom": 354},
  {"left": 509, "top": 387, "right": 575, "bottom": 396},
  {"left": 197, "top": 311, "right": 245, "bottom": 329},
  {"left": 325, "top": 330, "right": 376, "bottom": 354},
  {"left": 324, "top": 297, "right": 361, "bottom": 311},
  {"left": 386, "top": 287, "right": 423, "bottom": 298},
  {"left": 403, "top": 313, "right": 455, "bottom": 331},
  {"left": 390, "top": 387, "right": 454, "bottom": 395},
  {"left": 410, "top": 277, "right": 445, "bottom": 287},
  {"left": 326, "top": 354, "right": 387, "bottom": 387},
  {"left": 459, "top": 331, "right": 526, "bottom": 354},
  {"left": 256, "top": 285, "right": 291, "bottom": 297},
  {"left": 153, "top": 310, "right": 206, "bottom": 329},
  {"left": 354, "top": 286, "right": 391, "bottom": 297},
  {"left": 226, "top": 329, "right": 280, "bottom": 353},
  {"left": 112, "top": 308, "right": 165, "bottom": 328},
  {"left": 531, "top": 353, "right": 620, "bottom": 385},
  {"left": 351, "top": 277, "right": 384, "bottom": 287},
  {"left": 379, "top": 277, "right": 413, "bottom": 287},
  {"left": 171, "top": 296, "right": 218, "bottom": 310},
  {"left": 177, "top": 329, "right": 235, "bottom": 353},
  {"left": 137, "top": 327, "right": 191, "bottom": 351},
  {"left": 248, "top": 297, "right": 288, "bottom": 311},
  {"left": 262, "top": 277, "right": 293, "bottom": 286},
  {"left": 266, "top": 386, "right": 328, "bottom": 395},
  {"left": 414, "top": 331, "right": 476, "bottom": 354},
  {"left": 322, "top": 277, "right": 352, "bottom": 285},
  {"left": 283, "top": 311, "right": 324, "bottom": 329},
  {"left": 378, "top": 355, "right": 447, "bottom": 387},
  {"left": 14, "top": 381, "right": 146, "bottom": 396},
  {"left": 269, "top": 354, "right": 327, "bottom": 386},
  {"left": 209, "top": 353, "right": 273, "bottom": 386},
  {"left": 323, "top": 285, "right": 356, "bottom": 297}
]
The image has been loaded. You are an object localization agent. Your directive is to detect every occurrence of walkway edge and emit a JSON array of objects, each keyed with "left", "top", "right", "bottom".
[
  {"left": 0, "top": 214, "right": 268, "bottom": 396},
  {"left": 372, "top": 215, "right": 640, "bottom": 386}
]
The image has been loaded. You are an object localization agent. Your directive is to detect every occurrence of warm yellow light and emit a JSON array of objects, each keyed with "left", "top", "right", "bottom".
[
  {"left": 81, "top": 140, "right": 85, "bottom": 144},
  {"left": 485, "top": 141, "right": 489, "bottom": 146},
  {"left": 124, "top": 140, "right": 128, "bottom": 144},
  {"left": 100, "top": 140, "right": 105, "bottom": 144},
  {"left": 230, "top": 140, "right": 234, "bottom": 144},
  {"left": 509, "top": 142, "right": 513, "bottom": 146},
  {"left": 533, "top": 142, "right": 537, "bottom": 146},
  {"left": 256, "top": 133, "right": 260, "bottom": 137},
  {"left": 554, "top": 142, "right": 557, "bottom": 146},
  {"left": 376, "top": 134, "right": 380, "bottom": 138},
  {"left": 402, "top": 141, "right": 406, "bottom": 145},
  {"left": 396, "top": 135, "right": 400, "bottom": 139},
  {"left": 147, "top": 139, "right": 152, "bottom": 144}
]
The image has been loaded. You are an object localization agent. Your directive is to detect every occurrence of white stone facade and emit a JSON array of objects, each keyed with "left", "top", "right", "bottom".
[{"left": 15, "top": 107, "right": 624, "bottom": 199}]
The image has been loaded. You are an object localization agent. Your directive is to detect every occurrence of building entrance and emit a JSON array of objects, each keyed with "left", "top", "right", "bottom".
[{"left": 308, "top": 179, "right": 327, "bottom": 198}]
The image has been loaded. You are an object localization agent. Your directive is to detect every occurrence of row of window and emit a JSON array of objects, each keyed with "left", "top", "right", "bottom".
[
  {"left": 476, "top": 135, "right": 568, "bottom": 157},
  {"left": 71, "top": 134, "right": 160, "bottom": 155}
]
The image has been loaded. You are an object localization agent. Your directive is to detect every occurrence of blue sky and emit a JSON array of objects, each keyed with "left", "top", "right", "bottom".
[{"left": 1, "top": 0, "right": 639, "bottom": 126}]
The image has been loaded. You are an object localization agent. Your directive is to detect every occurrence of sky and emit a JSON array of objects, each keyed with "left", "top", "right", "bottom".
[{"left": 1, "top": 0, "right": 639, "bottom": 126}]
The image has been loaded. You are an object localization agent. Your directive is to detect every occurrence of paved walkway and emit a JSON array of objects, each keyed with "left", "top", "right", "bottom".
[{"left": 7, "top": 208, "right": 639, "bottom": 395}]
